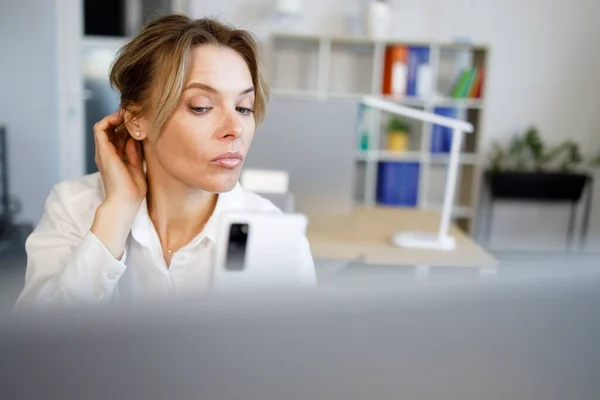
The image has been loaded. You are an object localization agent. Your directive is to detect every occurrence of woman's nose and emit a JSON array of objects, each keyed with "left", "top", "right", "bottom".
[{"left": 218, "top": 110, "right": 243, "bottom": 140}]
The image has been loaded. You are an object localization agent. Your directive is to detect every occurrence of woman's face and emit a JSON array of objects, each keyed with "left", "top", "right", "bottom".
[{"left": 146, "top": 44, "right": 257, "bottom": 193}]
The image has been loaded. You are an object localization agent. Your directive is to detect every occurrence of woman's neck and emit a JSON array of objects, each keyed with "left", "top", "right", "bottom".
[{"left": 145, "top": 164, "right": 218, "bottom": 260}]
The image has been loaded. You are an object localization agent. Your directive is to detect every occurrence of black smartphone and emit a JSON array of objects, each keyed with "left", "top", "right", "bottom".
[{"left": 224, "top": 223, "right": 250, "bottom": 271}]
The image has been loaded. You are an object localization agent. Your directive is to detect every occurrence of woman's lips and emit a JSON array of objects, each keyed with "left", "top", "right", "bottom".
[{"left": 210, "top": 152, "right": 244, "bottom": 169}]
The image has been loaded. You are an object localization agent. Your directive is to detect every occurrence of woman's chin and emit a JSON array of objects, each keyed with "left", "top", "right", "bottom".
[{"left": 191, "top": 173, "right": 240, "bottom": 193}]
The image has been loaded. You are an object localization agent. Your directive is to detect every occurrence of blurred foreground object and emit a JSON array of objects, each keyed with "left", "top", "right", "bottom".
[{"left": 2, "top": 265, "right": 600, "bottom": 399}]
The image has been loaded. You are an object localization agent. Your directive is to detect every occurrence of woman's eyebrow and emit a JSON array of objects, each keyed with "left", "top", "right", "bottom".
[{"left": 183, "top": 82, "right": 255, "bottom": 95}]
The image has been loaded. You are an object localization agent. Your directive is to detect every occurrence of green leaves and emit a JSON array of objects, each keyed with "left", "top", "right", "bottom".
[
  {"left": 489, "top": 141, "right": 507, "bottom": 173},
  {"left": 524, "top": 127, "right": 544, "bottom": 168},
  {"left": 508, "top": 135, "right": 529, "bottom": 170},
  {"left": 387, "top": 117, "right": 410, "bottom": 133},
  {"left": 488, "top": 126, "right": 594, "bottom": 173}
]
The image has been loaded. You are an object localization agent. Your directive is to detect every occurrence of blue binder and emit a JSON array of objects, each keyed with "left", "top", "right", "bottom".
[
  {"left": 406, "top": 47, "right": 430, "bottom": 97},
  {"left": 430, "top": 107, "right": 457, "bottom": 153},
  {"left": 376, "top": 162, "right": 420, "bottom": 206}
]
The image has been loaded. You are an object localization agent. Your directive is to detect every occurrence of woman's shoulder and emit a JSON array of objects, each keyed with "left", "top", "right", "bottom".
[
  {"left": 51, "top": 172, "right": 104, "bottom": 203},
  {"left": 45, "top": 173, "right": 105, "bottom": 226}
]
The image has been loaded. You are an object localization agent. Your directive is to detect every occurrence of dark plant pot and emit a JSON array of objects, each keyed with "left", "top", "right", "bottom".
[{"left": 487, "top": 171, "right": 590, "bottom": 201}]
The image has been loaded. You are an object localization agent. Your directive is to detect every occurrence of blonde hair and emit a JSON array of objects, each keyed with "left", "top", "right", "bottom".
[{"left": 109, "top": 14, "right": 269, "bottom": 137}]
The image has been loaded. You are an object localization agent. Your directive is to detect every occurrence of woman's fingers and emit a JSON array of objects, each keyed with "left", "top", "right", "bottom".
[
  {"left": 92, "top": 112, "right": 147, "bottom": 206},
  {"left": 93, "top": 112, "right": 123, "bottom": 136},
  {"left": 94, "top": 113, "right": 123, "bottom": 150},
  {"left": 94, "top": 112, "right": 125, "bottom": 165}
]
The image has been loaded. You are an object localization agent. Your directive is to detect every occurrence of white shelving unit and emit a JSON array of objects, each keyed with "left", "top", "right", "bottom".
[
  {"left": 356, "top": 150, "right": 479, "bottom": 164},
  {"left": 264, "top": 34, "right": 489, "bottom": 234}
]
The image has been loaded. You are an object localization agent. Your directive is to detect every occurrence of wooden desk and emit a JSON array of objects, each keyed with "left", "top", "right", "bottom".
[{"left": 306, "top": 207, "right": 497, "bottom": 269}]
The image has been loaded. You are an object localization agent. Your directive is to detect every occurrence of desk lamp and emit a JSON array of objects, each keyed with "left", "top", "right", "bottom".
[{"left": 361, "top": 96, "right": 474, "bottom": 251}]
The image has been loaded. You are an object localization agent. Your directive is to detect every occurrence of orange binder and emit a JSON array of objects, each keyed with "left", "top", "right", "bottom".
[{"left": 382, "top": 45, "right": 408, "bottom": 95}]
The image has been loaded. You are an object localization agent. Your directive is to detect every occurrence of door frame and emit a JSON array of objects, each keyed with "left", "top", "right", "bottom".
[{"left": 55, "top": 0, "right": 86, "bottom": 181}]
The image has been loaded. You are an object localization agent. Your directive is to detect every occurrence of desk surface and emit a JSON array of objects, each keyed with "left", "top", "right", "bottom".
[{"left": 306, "top": 207, "right": 497, "bottom": 268}]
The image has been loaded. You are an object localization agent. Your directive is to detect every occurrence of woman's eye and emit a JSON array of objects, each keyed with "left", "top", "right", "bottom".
[
  {"left": 191, "top": 107, "right": 212, "bottom": 114},
  {"left": 236, "top": 107, "right": 254, "bottom": 115}
]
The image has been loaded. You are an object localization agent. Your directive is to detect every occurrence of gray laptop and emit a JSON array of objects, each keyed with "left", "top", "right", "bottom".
[{"left": 1, "top": 266, "right": 599, "bottom": 400}]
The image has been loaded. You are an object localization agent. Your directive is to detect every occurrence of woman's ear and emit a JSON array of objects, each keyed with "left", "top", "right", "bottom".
[{"left": 122, "top": 109, "right": 150, "bottom": 141}]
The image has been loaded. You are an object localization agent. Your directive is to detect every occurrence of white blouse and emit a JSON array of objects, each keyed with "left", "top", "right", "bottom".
[{"left": 15, "top": 173, "right": 316, "bottom": 309}]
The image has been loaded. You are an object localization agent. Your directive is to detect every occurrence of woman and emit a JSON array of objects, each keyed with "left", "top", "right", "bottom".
[{"left": 16, "top": 15, "right": 315, "bottom": 308}]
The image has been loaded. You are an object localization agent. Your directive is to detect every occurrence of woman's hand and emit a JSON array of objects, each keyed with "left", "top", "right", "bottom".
[
  {"left": 91, "top": 112, "right": 147, "bottom": 259},
  {"left": 94, "top": 112, "right": 147, "bottom": 207}
]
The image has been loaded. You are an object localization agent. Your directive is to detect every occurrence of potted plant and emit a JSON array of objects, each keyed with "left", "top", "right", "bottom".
[
  {"left": 386, "top": 116, "right": 411, "bottom": 152},
  {"left": 487, "top": 127, "right": 599, "bottom": 201}
]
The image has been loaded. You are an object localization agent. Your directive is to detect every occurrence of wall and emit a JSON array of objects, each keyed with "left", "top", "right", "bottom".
[
  {"left": 0, "top": 0, "right": 60, "bottom": 225},
  {"left": 467, "top": 0, "right": 600, "bottom": 251},
  {"left": 180, "top": 0, "right": 600, "bottom": 251},
  {"left": 5, "top": 0, "right": 599, "bottom": 250},
  {"left": 245, "top": 98, "right": 359, "bottom": 215}
]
